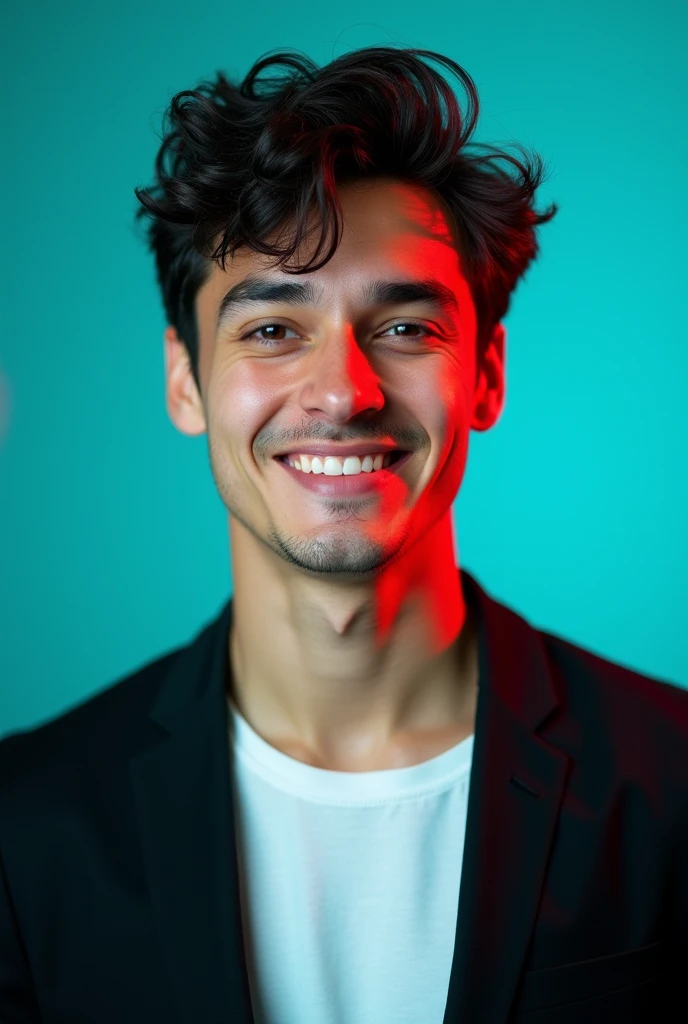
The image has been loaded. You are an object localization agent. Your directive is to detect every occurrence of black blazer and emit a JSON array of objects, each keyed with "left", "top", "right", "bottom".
[{"left": 1, "top": 569, "right": 686, "bottom": 1023}]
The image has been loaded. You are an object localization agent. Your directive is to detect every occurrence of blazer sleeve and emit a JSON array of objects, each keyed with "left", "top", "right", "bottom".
[
  {"left": 665, "top": 717, "right": 688, "bottom": 1009},
  {"left": 0, "top": 843, "right": 41, "bottom": 1022},
  {"left": 678, "top": 794, "right": 688, "bottom": 950}
]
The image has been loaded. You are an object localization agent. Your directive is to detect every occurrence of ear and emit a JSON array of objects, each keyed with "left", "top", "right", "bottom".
[
  {"left": 164, "top": 326, "right": 207, "bottom": 437},
  {"left": 471, "top": 323, "right": 506, "bottom": 432}
]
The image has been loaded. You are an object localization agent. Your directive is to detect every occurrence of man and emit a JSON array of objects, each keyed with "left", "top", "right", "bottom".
[{"left": 1, "top": 46, "right": 686, "bottom": 1024}]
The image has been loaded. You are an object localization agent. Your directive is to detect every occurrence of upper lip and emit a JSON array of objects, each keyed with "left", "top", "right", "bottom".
[{"left": 275, "top": 443, "right": 407, "bottom": 459}]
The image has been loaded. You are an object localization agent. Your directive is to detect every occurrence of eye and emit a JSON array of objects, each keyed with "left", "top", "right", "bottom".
[
  {"left": 240, "top": 323, "right": 298, "bottom": 347},
  {"left": 239, "top": 320, "right": 436, "bottom": 348},
  {"left": 380, "top": 322, "right": 433, "bottom": 339}
]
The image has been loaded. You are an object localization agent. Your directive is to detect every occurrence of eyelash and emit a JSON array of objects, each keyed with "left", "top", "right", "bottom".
[{"left": 240, "top": 321, "right": 435, "bottom": 348}]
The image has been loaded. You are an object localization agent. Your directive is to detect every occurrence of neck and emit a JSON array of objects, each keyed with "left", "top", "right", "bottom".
[{"left": 226, "top": 510, "right": 477, "bottom": 769}]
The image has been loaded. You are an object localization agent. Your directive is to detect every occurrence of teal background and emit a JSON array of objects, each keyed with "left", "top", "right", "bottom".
[{"left": 1, "top": 0, "right": 686, "bottom": 739}]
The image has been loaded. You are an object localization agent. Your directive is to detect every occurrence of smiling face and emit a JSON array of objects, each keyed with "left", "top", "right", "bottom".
[{"left": 164, "top": 176, "right": 506, "bottom": 579}]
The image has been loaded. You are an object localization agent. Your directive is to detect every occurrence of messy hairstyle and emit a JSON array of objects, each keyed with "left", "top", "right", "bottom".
[{"left": 134, "top": 46, "right": 558, "bottom": 394}]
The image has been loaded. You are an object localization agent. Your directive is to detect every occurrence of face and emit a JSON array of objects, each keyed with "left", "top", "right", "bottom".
[{"left": 165, "top": 177, "right": 505, "bottom": 579}]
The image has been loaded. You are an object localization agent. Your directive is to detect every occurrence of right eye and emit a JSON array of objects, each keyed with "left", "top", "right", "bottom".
[{"left": 240, "top": 323, "right": 298, "bottom": 347}]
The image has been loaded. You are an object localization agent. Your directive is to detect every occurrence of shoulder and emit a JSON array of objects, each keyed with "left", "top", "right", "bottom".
[
  {"left": 0, "top": 644, "right": 181, "bottom": 816},
  {"left": 537, "top": 627, "right": 688, "bottom": 777},
  {"left": 540, "top": 626, "right": 688, "bottom": 716}
]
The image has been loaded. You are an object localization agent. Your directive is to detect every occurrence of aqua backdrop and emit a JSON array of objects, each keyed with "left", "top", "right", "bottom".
[{"left": 1, "top": 0, "right": 686, "bottom": 739}]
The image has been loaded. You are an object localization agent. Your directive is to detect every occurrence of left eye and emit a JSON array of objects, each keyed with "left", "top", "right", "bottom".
[{"left": 242, "top": 322, "right": 433, "bottom": 347}]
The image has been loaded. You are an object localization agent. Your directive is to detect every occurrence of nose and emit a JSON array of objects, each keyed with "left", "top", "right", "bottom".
[{"left": 297, "top": 327, "right": 385, "bottom": 424}]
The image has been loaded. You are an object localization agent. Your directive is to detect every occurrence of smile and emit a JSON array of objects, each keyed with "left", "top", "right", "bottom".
[{"left": 274, "top": 451, "right": 412, "bottom": 496}]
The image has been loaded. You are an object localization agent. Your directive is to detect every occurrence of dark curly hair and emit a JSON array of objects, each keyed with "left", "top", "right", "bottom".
[{"left": 133, "top": 45, "right": 558, "bottom": 395}]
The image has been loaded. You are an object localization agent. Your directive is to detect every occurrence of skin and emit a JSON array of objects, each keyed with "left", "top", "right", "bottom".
[{"left": 164, "top": 176, "right": 505, "bottom": 771}]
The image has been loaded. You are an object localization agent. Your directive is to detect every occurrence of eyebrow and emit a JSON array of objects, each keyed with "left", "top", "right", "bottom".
[{"left": 215, "top": 274, "right": 461, "bottom": 335}]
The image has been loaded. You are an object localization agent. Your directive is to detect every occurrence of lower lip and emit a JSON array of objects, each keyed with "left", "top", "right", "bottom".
[{"left": 274, "top": 453, "right": 412, "bottom": 496}]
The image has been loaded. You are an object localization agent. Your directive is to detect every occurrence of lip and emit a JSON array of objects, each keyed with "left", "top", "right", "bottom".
[
  {"left": 275, "top": 443, "right": 403, "bottom": 459},
  {"left": 274, "top": 451, "right": 413, "bottom": 496}
]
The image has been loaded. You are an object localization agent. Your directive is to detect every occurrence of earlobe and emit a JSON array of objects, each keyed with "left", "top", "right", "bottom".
[{"left": 164, "top": 327, "right": 207, "bottom": 437}]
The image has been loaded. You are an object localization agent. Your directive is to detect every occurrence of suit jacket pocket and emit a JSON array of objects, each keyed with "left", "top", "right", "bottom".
[{"left": 514, "top": 938, "right": 664, "bottom": 1014}]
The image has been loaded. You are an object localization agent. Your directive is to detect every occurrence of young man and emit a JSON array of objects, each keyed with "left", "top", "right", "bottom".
[{"left": 1, "top": 46, "right": 686, "bottom": 1024}]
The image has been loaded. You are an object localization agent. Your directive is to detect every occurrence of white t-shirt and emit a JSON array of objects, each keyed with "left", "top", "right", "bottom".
[{"left": 227, "top": 694, "right": 474, "bottom": 1024}]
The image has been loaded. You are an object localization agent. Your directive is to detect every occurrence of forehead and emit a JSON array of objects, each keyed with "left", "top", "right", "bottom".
[{"left": 199, "top": 177, "right": 470, "bottom": 315}]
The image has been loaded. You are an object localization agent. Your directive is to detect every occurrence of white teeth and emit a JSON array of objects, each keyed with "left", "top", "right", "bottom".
[{"left": 285, "top": 452, "right": 396, "bottom": 475}]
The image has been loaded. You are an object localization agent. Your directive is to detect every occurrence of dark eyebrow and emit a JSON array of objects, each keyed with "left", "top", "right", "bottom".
[{"left": 215, "top": 274, "right": 460, "bottom": 335}]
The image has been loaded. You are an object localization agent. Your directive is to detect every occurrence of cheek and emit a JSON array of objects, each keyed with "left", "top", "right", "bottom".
[
  {"left": 415, "top": 359, "right": 474, "bottom": 490},
  {"left": 397, "top": 354, "right": 472, "bottom": 434},
  {"left": 209, "top": 361, "right": 284, "bottom": 438}
]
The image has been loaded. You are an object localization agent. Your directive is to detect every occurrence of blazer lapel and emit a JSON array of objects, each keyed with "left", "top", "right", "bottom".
[
  {"left": 443, "top": 572, "right": 572, "bottom": 1022},
  {"left": 129, "top": 599, "right": 255, "bottom": 1024}
]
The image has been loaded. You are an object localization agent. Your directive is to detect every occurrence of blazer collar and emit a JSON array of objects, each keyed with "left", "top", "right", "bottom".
[{"left": 130, "top": 568, "right": 570, "bottom": 1023}]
